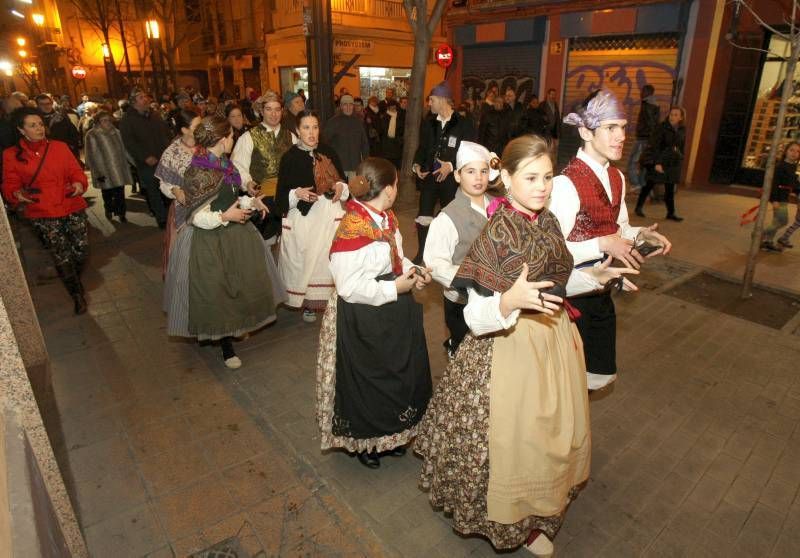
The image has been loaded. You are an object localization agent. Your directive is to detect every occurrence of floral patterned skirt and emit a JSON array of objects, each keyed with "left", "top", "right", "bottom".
[{"left": 415, "top": 332, "right": 584, "bottom": 549}]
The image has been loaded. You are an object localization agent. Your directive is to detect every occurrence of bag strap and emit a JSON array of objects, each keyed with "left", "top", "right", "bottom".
[{"left": 22, "top": 141, "right": 51, "bottom": 192}]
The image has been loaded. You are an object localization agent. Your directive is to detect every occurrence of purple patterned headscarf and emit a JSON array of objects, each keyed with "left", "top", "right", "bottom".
[{"left": 563, "top": 89, "right": 626, "bottom": 130}]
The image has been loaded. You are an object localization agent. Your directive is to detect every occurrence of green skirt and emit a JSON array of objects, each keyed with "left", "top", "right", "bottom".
[{"left": 188, "top": 221, "right": 276, "bottom": 340}]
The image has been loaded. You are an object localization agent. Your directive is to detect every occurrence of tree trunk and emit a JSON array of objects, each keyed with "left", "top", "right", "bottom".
[
  {"left": 398, "top": 29, "right": 432, "bottom": 205},
  {"left": 741, "top": 37, "right": 800, "bottom": 298}
]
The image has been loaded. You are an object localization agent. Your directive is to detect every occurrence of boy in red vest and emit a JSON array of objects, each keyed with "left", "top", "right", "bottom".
[{"left": 550, "top": 89, "right": 672, "bottom": 391}]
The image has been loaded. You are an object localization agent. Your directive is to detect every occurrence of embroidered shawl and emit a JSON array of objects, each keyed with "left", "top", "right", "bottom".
[
  {"left": 330, "top": 199, "right": 403, "bottom": 276},
  {"left": 453, "top": 200, "right": 573, "bottom": 297},
  {"left": 183, "top": 152, "right": 241, "bottom": 216}
]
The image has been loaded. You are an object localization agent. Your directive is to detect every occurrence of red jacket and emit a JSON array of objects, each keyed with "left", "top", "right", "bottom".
[{"left": 2, "top": 139, "right": 87, "bottom": 219}]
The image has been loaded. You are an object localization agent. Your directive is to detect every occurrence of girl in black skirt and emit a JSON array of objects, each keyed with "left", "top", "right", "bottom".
[{"left": 316, "top": 157, "right": 433, "bottom": 469}]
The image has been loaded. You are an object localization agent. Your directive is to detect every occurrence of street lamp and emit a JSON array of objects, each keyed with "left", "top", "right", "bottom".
[
  {"left": 16, "top": 37, "right": 26, "bottom": 47},
  {"left": 145, "top": 20, "right": 160, "bottom": 40},
  {"left": 31, "top": 13, "right": 44, "bottom": 26},
  {"left": 18, "top": 50, "right": 27, "bottom": 58},
  {"left": 145, "top": 19, "right": 165, "bottom": 98}
]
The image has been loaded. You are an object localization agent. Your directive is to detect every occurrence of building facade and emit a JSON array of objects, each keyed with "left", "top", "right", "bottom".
[
  {"left": 440, "top": 0, "right": 800, "bottom": 189},
  {"left": 264, "top": 0, "right": 446, "bottom": 100}
]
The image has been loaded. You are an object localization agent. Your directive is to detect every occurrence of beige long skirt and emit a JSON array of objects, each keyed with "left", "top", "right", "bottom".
[{"left": 416, "top": 309, "right": 590, "bottom": 549}]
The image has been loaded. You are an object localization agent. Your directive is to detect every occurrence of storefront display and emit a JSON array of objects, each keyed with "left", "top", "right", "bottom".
[
  {"left": 741, "top": 35, "right": 800, "bottom": 170},
  {"left": 358, "top": 67, "right": 410, "bottom": 99},
  {"left": 280, "top": 66, "right": 308, "bottom": 96}
]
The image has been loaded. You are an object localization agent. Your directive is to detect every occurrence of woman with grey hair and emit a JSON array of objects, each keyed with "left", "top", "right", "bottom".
[{"left": 84, "top": 110, "right": 132, "bottom": 221}]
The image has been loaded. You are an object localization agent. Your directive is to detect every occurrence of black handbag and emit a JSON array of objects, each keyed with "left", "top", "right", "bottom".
[{"left": 16, "top": 141, "right": 50, "bottom": 210}]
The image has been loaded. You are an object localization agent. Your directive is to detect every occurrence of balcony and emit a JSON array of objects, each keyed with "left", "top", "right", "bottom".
[{"left": 273, "top": 0, "right": 424, "bottom": 31}]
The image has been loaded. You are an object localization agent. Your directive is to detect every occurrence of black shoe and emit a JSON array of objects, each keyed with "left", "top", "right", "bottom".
[
  {"left": 666, "top": 214, "right": 684, "bottom": 222},
  {"left": 72, "top": 293, "right": 87, "bottom": 315},
  {"left": 356, "top": 451, "right": 380, "bottom": 469},
  {"left": 761, "top": 241, "right": 782, "bottom": 252},
  {"left": 634, "top": 207, "right": 645, "bottom": 218},
  {"left": 105, "top": 210, "right": 113, "bottom": 221},
  {"left": 777, "top": 238, "right": 793, "bottom": 249},
  {"left": 381, "top": 446, "right": 407, "bottom": 457},
  {"left": 119, "top": 214, "right": 128, "bottom": 223}
]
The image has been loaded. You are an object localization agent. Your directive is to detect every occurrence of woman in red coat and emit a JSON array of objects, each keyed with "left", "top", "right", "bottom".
[{"left": 2, "top": 107, "right": 90, "bottom": 314}]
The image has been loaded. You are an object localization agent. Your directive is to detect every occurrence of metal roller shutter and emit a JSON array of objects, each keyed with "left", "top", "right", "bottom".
[
  {"left": 557, "top": 34, "right": 679, "bottom": 172},
  {"left": 461, "top": 43, "right": 543, "bottom": 105}
]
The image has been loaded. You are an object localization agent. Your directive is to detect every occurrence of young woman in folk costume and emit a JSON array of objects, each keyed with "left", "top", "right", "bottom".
[
  {"left": 169, "top": 115, "right": 284, "bottom": 368},
  {"left": 423, "top": 140, "right": 497, "bottom": 358},
  {"left": 317, "top": 157, "right": 433, "bottom": 470},
  {"left": 156, "top": 107, "right": 201, "bottom": 278},
  {"left": 415, "top": 135, "right": 638, "bottom": 556},
  {"left": 276, "top": 110, "right": 348, "bottom": 323}
]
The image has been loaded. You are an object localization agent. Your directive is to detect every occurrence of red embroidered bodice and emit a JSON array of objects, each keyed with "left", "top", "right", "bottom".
[{"left": 562, "top": 157, "right": 622, "bottom": 242}]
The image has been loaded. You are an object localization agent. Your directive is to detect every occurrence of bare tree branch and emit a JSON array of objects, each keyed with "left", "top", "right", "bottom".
[
  {"left": 730, "top": 0, "right": 790, "bottom": 39},
  {"left": 727, "top": 38, "right": 789, "bottom": 58}
]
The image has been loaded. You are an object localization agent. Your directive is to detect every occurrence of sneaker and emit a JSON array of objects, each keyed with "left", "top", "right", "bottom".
[
  {"left": 761, "top": 241, "right": 782, "bottom": 252},
  {"left": 302, "top": 309, "right": 317, "bottom": 323},
  {"left": 777, "top": 238, "right": 793, "bottom": 249},
  {"left": 224, "top": 355, "right": 242, "bottom": 369}
]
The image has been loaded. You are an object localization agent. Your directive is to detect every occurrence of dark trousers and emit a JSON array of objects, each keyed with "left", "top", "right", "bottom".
[
  {"left": 443, "top": 297, "right": 469, "bottom": 353},
  {"left": 30, "top": 211, "right": 89, "bottom": 296},
  {"left": 418, "top": 174, "right": 458, "bottom": 217},
  {"left": 637, "top": 180, "right": 676, "bottom": 216},
  {"left": 101, "top": 187, "right": 127, "bottom": 217},
  {"left": 569, "top": 292, "right": 617, "bottom": 375},
  {"left": 136, "top": 163, "right": 167, "bottom": 226}
]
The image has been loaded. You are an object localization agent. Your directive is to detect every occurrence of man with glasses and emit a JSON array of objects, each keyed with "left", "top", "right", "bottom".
[
  {"left": 35, "top": 93, "right": 81, "bottom": 161},
  {"left": 550, "top": 89, "right": 672, "bottom": 391}
]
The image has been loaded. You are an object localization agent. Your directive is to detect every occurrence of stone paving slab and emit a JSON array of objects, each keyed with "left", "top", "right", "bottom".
[{"left": 16, "top": 186, "right": 800, "bottom": 557}]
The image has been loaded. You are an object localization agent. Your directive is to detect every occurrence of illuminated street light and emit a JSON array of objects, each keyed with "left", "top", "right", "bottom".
[
  {"left": 18, "top": 0, "right": 33, "bottom": 4},
  {"left": 101, "top": 43, "right": 111, "bottom": 58},
  {"left": 145, "top": 20, "right": 160, "bottom": 39},
  {"left": 32, "top": 13, "right": 44, "bottom": 26},
  {"left": 18, "top": 49, "right": 27, "bottom": 58},
  {"left": 0, "top": 60, "right": 12, "bottom": 77},
  {"left": 16, "top": 37, "right": 26, "bottom": 47},
  {"left": 11, "top": 10, "right": 25, "bottom": 18}
]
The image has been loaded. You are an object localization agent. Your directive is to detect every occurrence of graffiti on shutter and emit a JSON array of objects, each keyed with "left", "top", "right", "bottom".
[
  {"left": 461, "top": 43, "right": 543, "bottom": 105},
  {"left": 558, "top": 34, "right": 679, "bottom": 171}
]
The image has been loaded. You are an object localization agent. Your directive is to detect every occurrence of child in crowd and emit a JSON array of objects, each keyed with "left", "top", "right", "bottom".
[{"left": 424, "top": 141, "right": 497, "bottom": 357}]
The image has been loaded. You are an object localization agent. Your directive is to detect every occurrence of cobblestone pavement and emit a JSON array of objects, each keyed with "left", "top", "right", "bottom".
[{"left": 19, "top": 187, "right": 800, "bottom": 557}]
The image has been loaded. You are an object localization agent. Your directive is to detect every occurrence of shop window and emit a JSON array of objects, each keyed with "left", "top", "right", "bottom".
[
  {"left": 359, "top": 67, "right": 411, "bottom": 100},
  {"left": 742, "top": 35, "right": 800, "bottom": 170},
  {"left": 280, "top": 67, "right": 308, "bottom": 96}
]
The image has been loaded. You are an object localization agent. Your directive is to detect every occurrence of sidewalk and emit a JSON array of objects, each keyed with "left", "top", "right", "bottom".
[{"left": 20, "top": 186, "right": 800, "bottom": 557}]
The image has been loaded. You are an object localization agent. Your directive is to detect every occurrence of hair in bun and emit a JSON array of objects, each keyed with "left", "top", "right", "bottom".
[
  {"left": 347, "top": 175, "right": 370, "bottom": 198},
  {"left": 489, "top": 156, "right": 502, "bottom": 170},
  {"left": 351, "top": 157, "right": 397, "bottom": 201}
]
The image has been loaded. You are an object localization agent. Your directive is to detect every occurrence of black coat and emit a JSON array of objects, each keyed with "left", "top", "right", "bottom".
[
  {"left": 771, "top": 160, "right": 800, "bottom": 203},
  {"left": 414, "top": 110, "right": 476, "bottom": 171},
  {"left": 378, "top": 109, "right": 405, "bottom": 162},
  {"left": 644, "top": 120, "right": 685, "bottom": 185},
  {"left": 41, "top": 111, "right": 81, "bottom": 160},
  {"left": 478, "top": 107, "right": 509, "bottom": 155},
  {"left": 505, "top": 102, "right": 525, "bottom": 140},
  {"left": 541, "top": 100, "right": 560, "bottom": 139},
  {"left": 276, "top": 143, "right": 345, "bottom": 216},
  {"left": 119, "top": 108, "right": 172, "bottom": 166},
  {"left": 522, "top": 106, "right": 548, "bottom": 137},
  {"left": 636, "top": 101, "right": 660, "bottom": 140}
]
